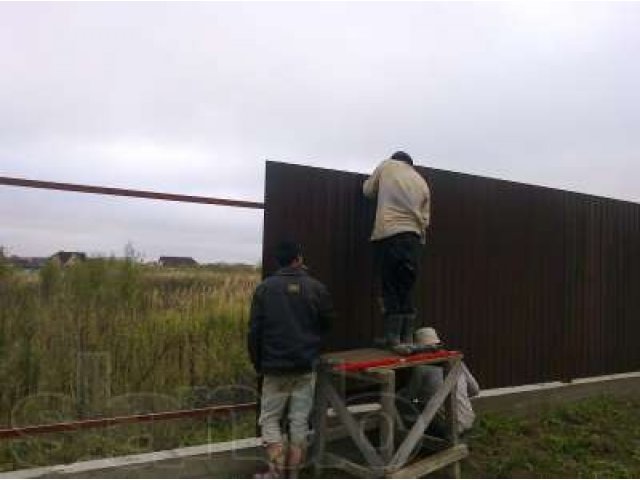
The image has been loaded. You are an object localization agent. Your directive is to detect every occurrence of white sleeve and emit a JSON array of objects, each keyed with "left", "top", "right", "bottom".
[
  {"left": 421, "top": 187, "right": 431, "bottom": 229},
  {"left": 363, "top": 161, "right": 385, "bottom": 198},
  {"left": 463, "top": 363, "right": 480, "bottom": 397}
]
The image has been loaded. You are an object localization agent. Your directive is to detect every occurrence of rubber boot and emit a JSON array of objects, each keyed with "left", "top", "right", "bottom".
[
  {"left": 400, "top": 313, "right": 416, "bottom": 344},
  {"left": 382, "top": 313, "right": 403, "bottom": 348},
  {"left": 389, "top": 313, "right": 417, "bottom": 355}
]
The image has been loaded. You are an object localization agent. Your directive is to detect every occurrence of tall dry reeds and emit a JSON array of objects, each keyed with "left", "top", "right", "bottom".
[{"left": 0, "top": 258, "right": 260, "bottom": 427}]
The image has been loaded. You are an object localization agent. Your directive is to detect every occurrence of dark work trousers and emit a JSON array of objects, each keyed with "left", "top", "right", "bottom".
[{"left": 374, "top": 232, "right": 421, "bottom": 316}]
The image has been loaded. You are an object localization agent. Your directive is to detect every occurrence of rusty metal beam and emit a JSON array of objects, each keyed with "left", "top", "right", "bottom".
[
  {"left": 0, "top": 402, "right": 256, "bottom": 440},
  {"left": 0, "top": 176, "right": 264, "bottom": 209}
]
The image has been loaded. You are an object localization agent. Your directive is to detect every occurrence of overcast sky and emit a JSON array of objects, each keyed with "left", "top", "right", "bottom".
[{"left": 1, "top": 1, "right": 639, "bottom": 263}]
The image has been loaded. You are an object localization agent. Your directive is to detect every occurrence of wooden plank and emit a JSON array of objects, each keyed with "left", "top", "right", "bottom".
[
  {"left": 330, "top": 368, "right": 391, "bottom": 385},
  {"left": 323, "top": 348, "right": 393, "bottom": 364},
  {"left": 388, "top": 444, "right": 468, "bottom": 479},
  {"left": 323, "top": 452, "right": 374, "bottom": 478},
  {"left": 367, "top": 352, "right": 463, "bottom": 373},
  {"left": 394, "top": 403, "right": 407, "bottom": 433},
  {"left": 311, "top": 365, "right": 331, "bottom": 477},
  {"left": 324, "top": 408, "right": 449, "bottom": 451},
  {"left": 323, "top": 348, "right": 462, "bottom": 369},
  {"left": 333, "top": 369, "right": 348, "bottom": 404},
  {"left": 325, "top": 414, "right": 379, "bottom": 442},
  {"left": 444, "top": 359, "right": 460, "bottom": 444},
  {"left": 449, "top": 461, "right": 462, "bottom": 479},
  {"left": 324, "top": 380, "right": 385, "bottom": 468},
  {"left": 390, "top": 360, "right": 462, "bottom": 470},
  {"left": 378, "top": 369, "right": 395, "bottom": 462},
  {"left": 327, "top": 403, "right": 380, "bottom": 419},
  {"left": 444, "top": 359, "right": 461, "bottom": 478}
]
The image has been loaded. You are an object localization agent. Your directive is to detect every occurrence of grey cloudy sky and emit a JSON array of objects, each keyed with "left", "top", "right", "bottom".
[{"left": 1, "top": 1, "right": 639, "bottom": 263}]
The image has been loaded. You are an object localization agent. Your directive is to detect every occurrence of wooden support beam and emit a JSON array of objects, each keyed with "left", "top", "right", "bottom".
[
  {"left": 394, "top": 406, "right": 407, "bottom": 433},
  {"left": 323, "top": 452, "right": 373, "bottom": 478},
  {"left": 311, "top": 365, "right": 331, "bottom": 477},
  {"left": 388, "top": 444, "right": 468, "bottom": 479},
  {"left": 444, "top": 358, "right": 461, "bottom": 478},
  {"left": 333, "top": 369, "right": 393, "bottom": 385},
  {"left": 377, "top": 369, "right": 396, "bottom": 462},
  {"left": 314, "top": 350, "right": 466, "bottom": 479},
  {"left": 389, "top": 359, "right": 462, "bottom": 471},
  {"left": 323, "top": 380, "right": 385, "bottom": 468},
  {"left": 325, "top": 414, "right": 379, "bottom": 442}
]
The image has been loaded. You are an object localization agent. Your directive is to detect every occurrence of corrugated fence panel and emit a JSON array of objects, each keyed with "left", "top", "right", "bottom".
[{"left": 263, "top": 161, "right": 640, "bottom": 389}]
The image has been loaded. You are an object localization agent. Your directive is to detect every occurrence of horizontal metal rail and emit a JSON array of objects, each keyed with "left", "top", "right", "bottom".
[
  {"left": 0, "top": 402, "right": 257, "bottom": 440},
  {"left": 0, "top": 176, "right": 264, "bottom": 209}
]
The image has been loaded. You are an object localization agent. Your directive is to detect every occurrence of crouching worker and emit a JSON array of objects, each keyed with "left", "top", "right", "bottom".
[
  {"left": 248, "top": 241, "right": 334, "bottom": 478},
  {"left": 398, "top": 328, "right": 480, "bottom": 438}
]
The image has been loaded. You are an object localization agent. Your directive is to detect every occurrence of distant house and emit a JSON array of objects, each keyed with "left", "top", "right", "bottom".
[
  {"left": 50, "top": 251, "right": 87, "bottom": 267},
  {"left": 158, "top": 256, "right": 198, "bottom": 267}
]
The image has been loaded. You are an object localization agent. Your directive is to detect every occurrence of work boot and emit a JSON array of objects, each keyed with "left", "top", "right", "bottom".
[
  {"left": 381, "top": 313, "right": 403, "bottom": 348},
  {"left": 387, "top": 313, "right": 417, "bottom": 355},
  {"left": 400, "top": 313, "right": 416, "bottom": 344},
  {"left": 391, "top": 343, "right": 414, "bottom": 356}
]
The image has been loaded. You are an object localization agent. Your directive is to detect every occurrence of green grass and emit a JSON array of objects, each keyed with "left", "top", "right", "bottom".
[
  {"left": 463, "top": 396, "right": 640, "bottom": 478},
  {"left": 0, "top": 256, "right": 260, "bottom": 472},
  {"left": 0, "top": 258, "right": 259, "bottom": 419},
  {"left": 0, "top": 413, "right": 256, "bottom": 472}
]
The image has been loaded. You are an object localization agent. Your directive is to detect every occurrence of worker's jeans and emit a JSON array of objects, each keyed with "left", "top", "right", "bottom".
[
  {"left": 258, "top": 372, "right": 315, "bottom": 447},
  {"left": 375, "top": 232, "right": 421, "bottom": 315}
]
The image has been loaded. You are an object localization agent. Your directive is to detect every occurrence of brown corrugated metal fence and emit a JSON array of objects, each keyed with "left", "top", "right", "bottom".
[{"left": 262, "top": 161, "right": 640, "bottom": 389}]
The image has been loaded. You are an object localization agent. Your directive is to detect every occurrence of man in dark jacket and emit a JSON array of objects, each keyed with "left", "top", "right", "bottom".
[{"left": 248, "top": 240, "right": 333, "bottom": 478}]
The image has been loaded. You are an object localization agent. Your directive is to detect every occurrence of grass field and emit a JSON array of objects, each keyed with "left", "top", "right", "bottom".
[
  {"left": 463, "top": 396, "right": 640, "bottom": 478},
  {"left": 0, "top": 256, "right": 260, "bottom": 471},
  {"left": 0, "top": 256, "right": 259, "bottom": 419}
]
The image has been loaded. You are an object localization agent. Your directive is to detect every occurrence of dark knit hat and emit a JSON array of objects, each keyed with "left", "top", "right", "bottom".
[{"left": 391, "top": 151, "right": 413, "bottom": 165}]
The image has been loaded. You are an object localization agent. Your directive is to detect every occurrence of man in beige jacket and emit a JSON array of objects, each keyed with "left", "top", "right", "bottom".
[{"left": 363, "top": 151, "right": 431, "bottom": 349}]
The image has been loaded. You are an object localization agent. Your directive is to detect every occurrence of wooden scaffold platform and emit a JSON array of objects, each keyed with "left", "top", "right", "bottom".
[{"left": 311, "top": 348, "right": 468, "bottom": 478}]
